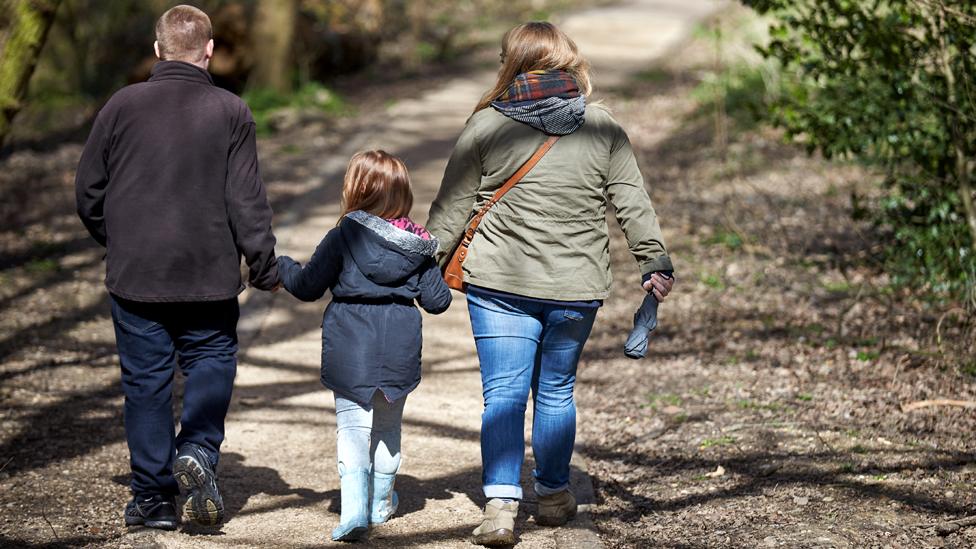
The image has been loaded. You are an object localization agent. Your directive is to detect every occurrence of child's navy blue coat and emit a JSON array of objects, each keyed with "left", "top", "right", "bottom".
[{"left": 278, "top": 210, "right": 452, "bottom": 407}]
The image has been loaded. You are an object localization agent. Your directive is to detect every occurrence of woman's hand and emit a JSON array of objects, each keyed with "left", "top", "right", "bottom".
[{"left": 642, "top": 272, "right": 674, "bottom": 301}]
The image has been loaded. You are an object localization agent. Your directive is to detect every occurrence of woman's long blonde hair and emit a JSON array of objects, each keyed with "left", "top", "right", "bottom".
[{"left": 474, "top": 21, "right": 591, "bottom": 112}]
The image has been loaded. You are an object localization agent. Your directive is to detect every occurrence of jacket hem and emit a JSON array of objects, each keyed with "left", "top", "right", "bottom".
[
  {"left": 106, "top": 284, "right": 244, "bottom": 303},
  {"left": 464, "top": 274, "right": 610, "bottom": 301},
  {"left": 323, "top": 380, "right": 421, "bottom": 408}
]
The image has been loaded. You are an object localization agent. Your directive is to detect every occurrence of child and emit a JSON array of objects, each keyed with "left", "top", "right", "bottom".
[{"left": 277, "top": 150, "right": 452, "bottom": 541}]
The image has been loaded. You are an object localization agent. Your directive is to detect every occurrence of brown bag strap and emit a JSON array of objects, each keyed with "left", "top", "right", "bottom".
[{"left": 459, "top": 135, "right": 560, "bottom": 245}]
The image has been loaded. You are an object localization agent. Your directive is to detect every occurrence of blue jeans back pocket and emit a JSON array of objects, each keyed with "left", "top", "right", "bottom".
[{"left": 111, "top": 298, "right": 162, "bottom": 334}]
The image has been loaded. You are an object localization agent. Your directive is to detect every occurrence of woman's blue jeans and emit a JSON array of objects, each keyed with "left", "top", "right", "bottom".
[{"left": 467, "top": 290, "right": 598, "bottom": 500}]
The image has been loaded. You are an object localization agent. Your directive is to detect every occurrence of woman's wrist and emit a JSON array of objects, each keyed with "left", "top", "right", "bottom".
[{"left": 641, "top": 270, "right": 673, "bottom": 285}]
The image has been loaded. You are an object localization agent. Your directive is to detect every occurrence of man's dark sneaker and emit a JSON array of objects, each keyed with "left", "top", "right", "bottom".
[
  {"left": 124, "top": 494, "right": 179, "bottom": 530},
  {"left": 174, "top": 443, "right": 224, "bottom": 526}
]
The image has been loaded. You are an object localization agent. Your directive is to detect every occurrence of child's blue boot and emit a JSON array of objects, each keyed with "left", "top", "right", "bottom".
[
  {"left": 332, "top": 467, "right": 370, "bottom": 541},
  {"left": 370, "top": 471, "right": 399, "bottom": 524}
]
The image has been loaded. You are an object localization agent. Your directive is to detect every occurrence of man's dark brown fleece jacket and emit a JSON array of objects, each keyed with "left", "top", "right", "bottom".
[{"left": 75, "top": 60, "right": 278, "bottom": 302}]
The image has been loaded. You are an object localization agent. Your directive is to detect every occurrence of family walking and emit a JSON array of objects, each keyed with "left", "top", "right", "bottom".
[{"left": 75, "top": 4, "right": 674, "bottom": 546}]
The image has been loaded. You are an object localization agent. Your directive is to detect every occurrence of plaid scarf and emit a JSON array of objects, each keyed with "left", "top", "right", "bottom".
[{"left": 496, "top": 69, "right": 580, "bottom": 104}]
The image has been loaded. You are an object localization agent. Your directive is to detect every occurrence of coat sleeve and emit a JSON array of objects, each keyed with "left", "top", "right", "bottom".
[
  {"left": 416, "top": 257, "right": 452, "bottom": 314},
  {"left": 426, "top": 120, "right": 482, "bottom": 267},
  {"left": 75, "top": 113, "right": 112, "bottom": 247},
  {"left": 605, "top": 124, "right": 673, "bottom": 277},
  {"left": 226, "top": 105, "right": 279, "bottom": 290},
  {"left": 278, "top": 228, "right": 343, "bottom": 302}
]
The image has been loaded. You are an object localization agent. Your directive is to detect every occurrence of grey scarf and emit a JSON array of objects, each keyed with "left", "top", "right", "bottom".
[{"left": 490, "top": 95, "right": 586, "bottom": 136}]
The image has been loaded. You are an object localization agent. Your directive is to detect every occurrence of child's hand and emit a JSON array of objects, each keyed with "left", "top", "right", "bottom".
[{"left": 642, "top": 272, "right": 674, "bottom": 301}]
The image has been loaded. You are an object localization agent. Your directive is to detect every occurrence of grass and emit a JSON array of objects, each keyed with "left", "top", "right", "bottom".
[
  {"left": 796, "top": 393, "right": 813, "bottom": 402},
  {"left": 803, "top": 323, "right": 826, "bottom": 335},
  {"left": 15, "top": 91, "right": 96, "bottom": 138},
  {"left": 701, "top": 272, "right": 726, "bottom": 290},
  {"left": 635, "top": 67, "right": 672, "bottom": 83},
  {"left": 28, "top": 241, "right": 67, "bottom": 257},
  {"left": 647, "top": 393, "right": 683, "bottom": 410},
  {"left": 243, "top": 82, "right": 347, "bottom": 135},
  {"left": 703, "top": 229, "right": 744, "bottom": 251},
  {"left": 529, "top": 9, "right": 553, "bottom": 20},
  {"left": 691, "top": 61, "right": 782, "bottom": 131},
  {"left": 414, "top": 41, "right": 442, "bottom": 63},
  {"left": 856, "top": 350, "right": 879, "bottom": 362},
  {"left": 735, "top": 399, "right": 782, "bottom": 412},
  {"left": 700, "top": 435, "right": 736, "bottom": 449},
  {"left": 823, "top": 280, "right": 852, "bottom": 293},
  {"left": 25, "top": 259, "right": 60, "bottom": 274}
]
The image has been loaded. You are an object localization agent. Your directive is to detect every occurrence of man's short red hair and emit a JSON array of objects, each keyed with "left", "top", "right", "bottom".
[{"left": 155, "top": 5, "right": 212, "bottom": 62}]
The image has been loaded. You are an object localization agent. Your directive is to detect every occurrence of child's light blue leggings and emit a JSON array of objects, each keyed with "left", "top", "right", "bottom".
[{"left": 334, "top": 391, "right": 405, "bottom": 475}]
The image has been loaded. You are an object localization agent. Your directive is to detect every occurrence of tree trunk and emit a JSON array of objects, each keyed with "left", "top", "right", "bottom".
[
  {"left": 248, "top": 0, "right": 298, "bottom": 94},
  {"left": 0, "top": 0, "right": 61, "bottom": 148}
]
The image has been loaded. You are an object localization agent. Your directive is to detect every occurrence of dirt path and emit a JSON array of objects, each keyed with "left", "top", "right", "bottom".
[
  {"left": 15, "top": 1, "right": 974, "bottom": 548},
  {"left": 0, "top": 1, "right": 728, "bottom": 548}
]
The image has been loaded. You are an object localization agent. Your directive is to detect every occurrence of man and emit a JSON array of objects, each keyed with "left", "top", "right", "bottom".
[{"left": 75, "top": 5, "right": 278, "bottom": 530}]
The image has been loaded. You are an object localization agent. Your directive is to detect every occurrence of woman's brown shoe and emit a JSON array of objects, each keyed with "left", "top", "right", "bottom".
[
  {"left": 536, "top": 489, "right": 577, "bottom": 526},
  {"left": 471, "top": 499, "right": 518, "bottom": 546}
]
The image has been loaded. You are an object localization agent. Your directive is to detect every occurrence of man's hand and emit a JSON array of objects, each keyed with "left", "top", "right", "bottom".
[
  {"left": 271, "top": 281, "right": 283, "bottom": 293},
  {"left": 642, "top": 272, "right": 674, "bottom": 301}
]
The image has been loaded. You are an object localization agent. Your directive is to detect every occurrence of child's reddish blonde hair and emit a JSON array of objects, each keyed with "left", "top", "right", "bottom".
[{"left": 340, "top": 150, "right": 413, "bottom": 219}]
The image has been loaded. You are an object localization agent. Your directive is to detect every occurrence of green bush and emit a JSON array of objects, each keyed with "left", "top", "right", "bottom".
[
  {"left": 242, "top": 82, "right": 346, "bottom": 135},
  {"left": 740, "top": 0, "right": 976, "bottom": 306},
  {"left": 692, "top": 60, "right": 783, "bottom": 130}
]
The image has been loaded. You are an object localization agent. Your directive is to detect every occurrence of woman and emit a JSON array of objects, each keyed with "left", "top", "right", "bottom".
[{"left": 426, "top": 21, "right": 674, "bottom": 545}]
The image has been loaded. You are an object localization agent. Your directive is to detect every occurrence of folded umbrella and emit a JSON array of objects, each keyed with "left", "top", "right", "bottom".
[{"left": 624, "top": 292, "right": 659, "bottom": 359}]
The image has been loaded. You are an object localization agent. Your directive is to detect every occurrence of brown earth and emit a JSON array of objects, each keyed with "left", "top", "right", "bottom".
[
  {"left": 2, "top": 1, "right": 976, "bottom": 548},
  {"left": 575, "top": 7, "right": 976, "bottom": 549}
]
